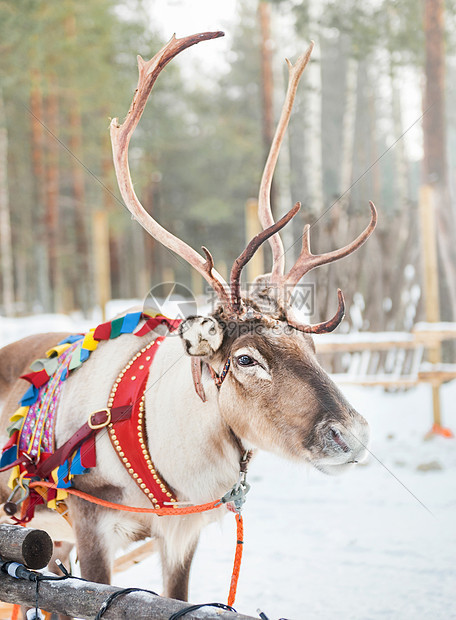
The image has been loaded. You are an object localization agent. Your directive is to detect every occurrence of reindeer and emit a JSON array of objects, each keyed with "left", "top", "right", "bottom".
[{"left": 0, "top": 31, "right": 376, "bottom": 610}]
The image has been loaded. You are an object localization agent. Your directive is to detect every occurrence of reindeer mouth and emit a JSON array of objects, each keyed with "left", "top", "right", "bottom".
[
  {"left": 309, "top": 421, "right": 369, "bottom": 475},
  {"left": 313, "top": 460, "right": 359, "bottom": 476}
]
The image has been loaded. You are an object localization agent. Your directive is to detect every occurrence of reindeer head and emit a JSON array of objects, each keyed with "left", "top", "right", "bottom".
[{"left": 110, "top": 31, "right": 377, "bottom": 474}]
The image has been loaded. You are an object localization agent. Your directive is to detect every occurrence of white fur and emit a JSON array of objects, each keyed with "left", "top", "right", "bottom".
[
  {"left": 38, "top": 331, "right": 240, "bottom": 566},
  {"left": 179, "top": 317, "right": 223, "bottom": 356}
]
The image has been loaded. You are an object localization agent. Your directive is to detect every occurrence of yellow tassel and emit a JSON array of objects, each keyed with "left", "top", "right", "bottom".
[
  {"left": 81, "top": 329, "right": 98, "bottom": 352},
  {"left": 7, "top": 466, "right": 20, "bottom": 490},
  {"left": 45, "top": 343, "right": 71, "bottom": 358},
  {"left": 9, "top": 406, "right": 28, "bottom": 423},
  {"left": 47, "top": 488, "right": 68, "bottom": 510}
]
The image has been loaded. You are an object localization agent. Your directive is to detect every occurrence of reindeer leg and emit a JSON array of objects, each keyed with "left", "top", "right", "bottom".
[
  {"left": 160, "top": 537, "right": 198, "bottom": 601},
  {"left": 72, "top": 504, "right": 112, "bottom": 585}
]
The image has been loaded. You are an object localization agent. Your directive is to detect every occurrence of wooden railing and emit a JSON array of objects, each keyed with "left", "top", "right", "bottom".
[
  {"left": 0, "top": 524, "right": 255, "bottom": 620},
  {"left": 314, "top": 322, "right": 456, "bottom": 436}
]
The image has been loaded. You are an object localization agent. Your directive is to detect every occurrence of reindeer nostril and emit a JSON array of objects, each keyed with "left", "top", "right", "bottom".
[{"left": 329, "top": 427, "right": 350, "bottom": 452}]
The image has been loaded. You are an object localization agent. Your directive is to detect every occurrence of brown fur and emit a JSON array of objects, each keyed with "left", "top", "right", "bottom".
[
  {"left": 0, "top": 332, "right": 71, "bottom": 412},
  {"left": 160, "top": 538, "right": 198, "bottom": 601},
  {"left": 0, "top": 334, "right": 71, "bottom": 503}
]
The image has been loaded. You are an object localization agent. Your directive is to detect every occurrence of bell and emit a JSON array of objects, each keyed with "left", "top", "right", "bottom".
[{"left": 3, "top": 501, "right": 18, "bottom": 516}]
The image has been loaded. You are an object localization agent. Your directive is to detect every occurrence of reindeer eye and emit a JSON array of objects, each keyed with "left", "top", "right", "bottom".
[{"left": 236, "top": 354, "right": 256, "bottom": 367}]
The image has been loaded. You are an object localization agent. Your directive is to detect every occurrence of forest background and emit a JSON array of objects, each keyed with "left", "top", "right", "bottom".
[{"left": 0, "top": 0, "right": 455, "bottom": 334}]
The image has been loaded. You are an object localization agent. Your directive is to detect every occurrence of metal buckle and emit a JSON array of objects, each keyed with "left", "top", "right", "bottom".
[
  {"left": 221, "top": 471, "right": 251, "bottom": 513},
  {"left": 88, "top": 408, "right": 111, "bottom": 429}
]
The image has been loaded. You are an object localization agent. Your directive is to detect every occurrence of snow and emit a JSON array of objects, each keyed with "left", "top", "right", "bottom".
[
  {"left": 414, "top": 321, "right": 456, "bottom": 333},
  {"left": 1, "top": 313, "right": 455, "bottom": 619},
  {"left": 313, "top": 331, "right": 414, "bottom": 344},
  {"left": 116, "top": 382, "right": 456, "bottom": 620}
]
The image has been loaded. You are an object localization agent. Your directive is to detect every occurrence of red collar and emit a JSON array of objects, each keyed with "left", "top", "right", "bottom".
[{"left": 108, "top": 337, "right": 177, "bottom": 508}]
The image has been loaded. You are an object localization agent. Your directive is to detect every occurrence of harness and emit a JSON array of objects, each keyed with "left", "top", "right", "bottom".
[{"left": 0, "top": 311, "right": 250, "bottom": 605}]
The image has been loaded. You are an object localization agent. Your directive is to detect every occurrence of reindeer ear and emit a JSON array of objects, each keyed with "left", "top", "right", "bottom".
[{"left": 178, "top": 316, "right": 224, "bottom": 357}]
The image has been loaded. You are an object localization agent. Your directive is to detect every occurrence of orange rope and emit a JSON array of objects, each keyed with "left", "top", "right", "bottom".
[
  {"left": 29, "top": 481, "right": 221, "bottom": 516},
  {"left": 10, "top": 604, "right": 20, "bottom": 620},
  {"left": 228, "top": 513, "right": 244, "bottom": 607},
  {"left": 28, "top": 481, "right": 244, "bottom": 607}
]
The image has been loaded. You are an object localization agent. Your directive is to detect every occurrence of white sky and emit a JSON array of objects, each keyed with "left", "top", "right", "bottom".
[
  {"left": 142, "top": 0, "right": 423, "bottom": 160},
  {"left": 145, "top": 0, "right": 238, "bottom": 70}
]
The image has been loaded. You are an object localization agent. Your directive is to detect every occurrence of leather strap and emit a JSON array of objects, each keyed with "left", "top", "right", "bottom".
[{"left": 36, "top": 406, "right": 131, "bottom": 479}]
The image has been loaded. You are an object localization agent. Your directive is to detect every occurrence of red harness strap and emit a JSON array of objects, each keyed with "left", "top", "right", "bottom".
[{"left": 107, "top": 337, "right": 177, "bottom": 507}]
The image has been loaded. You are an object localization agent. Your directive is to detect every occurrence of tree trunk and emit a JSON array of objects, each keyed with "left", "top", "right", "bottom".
[
  {"left": 30, "top": 68, "right": 51, "bottom": 311},
  {"left": 68, "top": 102, "right": 90, "bottom": 313},
  {"left": 0, "top": 89, "right": 15, "bottom": 316},
  {"left": 423, "top": 0, "right": 456, "bottom": 320},
  {"left": 44, "top": 73, "right": 60, "bottom": 312},
  {"left": 65, "top": 11, "right": 91, "bottom": 315},
  {"left": 258, "top": 1, "right": 283, "bottom": 271},
  {"left": 303, "top": 2, "right": 323, "bottom": 217}
]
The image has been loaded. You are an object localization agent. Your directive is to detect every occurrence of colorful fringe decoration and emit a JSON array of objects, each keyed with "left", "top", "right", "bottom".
[{"left": 0, "top": 310, "right": 180, "bottom": 523}]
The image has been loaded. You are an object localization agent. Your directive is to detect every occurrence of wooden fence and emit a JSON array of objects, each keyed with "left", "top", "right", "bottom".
[{"left": 314, "top": 321, "right": 456, "bottom": 435}]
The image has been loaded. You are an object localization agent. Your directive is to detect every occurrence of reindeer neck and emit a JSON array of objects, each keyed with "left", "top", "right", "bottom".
[{"left": 142, "top": 335, "right": 242, "bottom": 503}]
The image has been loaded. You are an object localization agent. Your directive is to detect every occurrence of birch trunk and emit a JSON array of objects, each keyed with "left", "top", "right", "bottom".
[
  {"left": 303, "top": 2, "right": 323, "bottom": 217},
  {"left": 270, "top": 4, "right": 295, "bottom": 268}
]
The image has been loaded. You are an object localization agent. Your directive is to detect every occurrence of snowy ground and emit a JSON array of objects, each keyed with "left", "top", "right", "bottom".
[
  {"left": 1, "top": 312, "right": 455, "bottom": 619},
  {"left": 117, "top": 383, "right": 456, "bottom": 620}
]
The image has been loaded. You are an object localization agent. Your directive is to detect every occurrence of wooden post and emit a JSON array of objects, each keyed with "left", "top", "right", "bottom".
[
  {"left": 93, "top": 210, "right": 111, "bottom": 321},
  {"left": 245, "top": 199, "right": 264, "bottom": 282},
  {"left": 419, "top": 185, "right": 445, "bottom": 434},
  {"left": 113, "top": 540, "right": 157, "bottom": 574},
  {"left": 0, "top": 524, "right": 52, "bottom": 569}
]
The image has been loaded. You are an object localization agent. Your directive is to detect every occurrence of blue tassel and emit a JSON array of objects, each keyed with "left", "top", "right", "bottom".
[
  {"left": 69, "top": 448, "right": 87, "bottom": 477},
  {"left": 0, "top": 446, "right": 18, "bottom": 468},
  {"left": 120, "top": 312, "right": 142, "bottom": 334},
  {"left": 20, "top": 385, "right": 39, "bottom": 407},
  {"left": 58, "top": 335, "right": 84, "bottom": 345},
  {"left": 56, "top": 461, "right": 72, "bottom": 489},
  {"left": 79, "top": 348, "right": 90, "bottom": 362}
]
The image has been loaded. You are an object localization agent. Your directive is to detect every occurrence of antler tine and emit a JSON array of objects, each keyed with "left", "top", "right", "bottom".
[
  {"left": 258, "top": 41, "right": 314, "bottom": 283},
  {"left": 110, "top": 32, "right": 231, "bottom": 306},
  {"left": 201, "top": 246, "right": 232, "bottom": 308},
  {"left": 282, "top": 201, "right": 378, "bottom": 302},
  {"left": 230, "top": 202, "right": 301, "bottom": 312},
  {"left": 288, "top": 289, "right": 345, "bottom": 334}
]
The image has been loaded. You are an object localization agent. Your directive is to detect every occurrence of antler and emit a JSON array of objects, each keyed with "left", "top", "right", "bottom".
[
  {"left": 230, "top": 202, "right": 301, "bottom": 312},
  {"left": 258, "top": 42, "right": 314, "bottom": 282},
  {"left": 254, "top": 39, "right": 377, "bottom": 333},
  {"left": 282, "top": 201, "right": 378, "bottom": 301},
  {"left": 288, "top": 289, "right": 346, "bottom": 334},
  {"left": 110, "top": 32, "right": 233, "bottom": 309},
  {"left": 277, "top": 202, "right": 377, "bottom": 333},
  {"left": 280, "top": 201, "right": 377, "bottom": 301}
]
